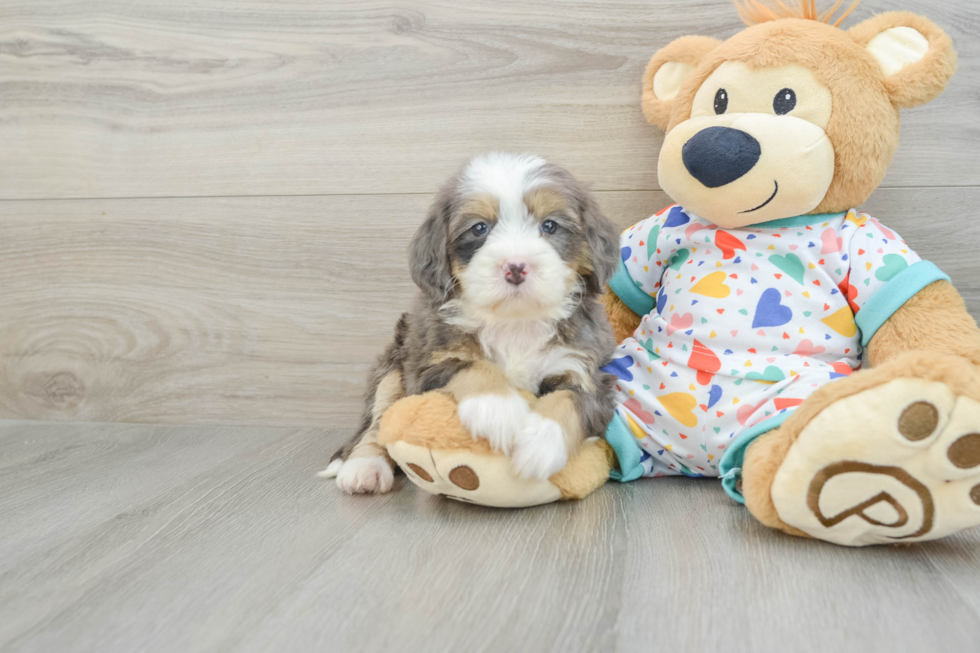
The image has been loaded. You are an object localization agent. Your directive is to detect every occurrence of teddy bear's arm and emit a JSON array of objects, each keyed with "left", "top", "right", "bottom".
[
  {"left": 601, "top": 289, "right": 643, "bottom": 343},
  {"left": 602, "top": 211, "right": 678, "bottom": 343},
  {"left": 867, "top": 280, "right": 980, "bottom": 367}
]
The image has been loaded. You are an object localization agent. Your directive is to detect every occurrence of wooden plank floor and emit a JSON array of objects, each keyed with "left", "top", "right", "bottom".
[{"left": 1, "top": 420, "right": 979, "bottom": 652}]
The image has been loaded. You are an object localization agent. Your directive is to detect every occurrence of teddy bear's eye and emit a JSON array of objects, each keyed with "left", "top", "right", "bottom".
[
  {"left": 714, "top": 88, "right": 728, "bottom": 115},
  {"left": 774, "top": 88, "right": 797, "bottom": 115}
]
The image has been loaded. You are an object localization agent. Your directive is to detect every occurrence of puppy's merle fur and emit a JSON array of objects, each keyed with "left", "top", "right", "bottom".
[{"left": 324, "top": 153, "right": 620, "bottom": 494}]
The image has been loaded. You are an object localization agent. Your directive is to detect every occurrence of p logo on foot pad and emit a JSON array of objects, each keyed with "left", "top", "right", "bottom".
[
  {"left": 773, "top": 381, "right": 980, "bottom": 546},
  {"left": 806, "top": 462, "right": 935, "bottom": 540}
]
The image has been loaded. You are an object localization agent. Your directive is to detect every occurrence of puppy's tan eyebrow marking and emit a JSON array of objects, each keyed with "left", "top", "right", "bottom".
[
  {"left": 460, "top": 194, "right": 499, "bottom": 222},
  {"left": 524, "top": 187, "right": 567, "bottom": 218}
]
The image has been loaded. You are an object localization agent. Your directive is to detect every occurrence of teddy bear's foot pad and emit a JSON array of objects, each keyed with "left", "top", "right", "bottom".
[
  {"left": 771, "top": 378, "right": 980, "bottom": 546},
  {"left": 388, "top": 440, "right": 563, "bottom": 508}
]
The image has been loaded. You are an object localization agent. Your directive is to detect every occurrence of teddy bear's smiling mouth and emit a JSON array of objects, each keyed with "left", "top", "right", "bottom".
[{"left": 739, "top": 180, "right": 779, "bottom": 213}]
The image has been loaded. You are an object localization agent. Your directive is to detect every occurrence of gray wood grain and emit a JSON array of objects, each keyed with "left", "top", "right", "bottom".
[
  {"left": 2, "top": 188, "right": 976, "bottom": 427},
  {"left": 0, "top": 420, "right": 977, "bottom": 652},
  {"left": 2, "top": 1, "right": 979, "bottom": 650},
  {"left": 0, "top": 0, "right": 976, "bottom": 199}
]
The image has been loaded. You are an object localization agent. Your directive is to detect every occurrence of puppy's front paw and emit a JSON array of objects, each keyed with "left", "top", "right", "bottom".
[
  {"left": 335, "top": 456, "right": 394, "bottom": 494},
  {"left": 458, "top": 392, "right": 529, "bottom": 454},
  {"left": 512, "top": 413, "right": 568, "bottom": 480}
]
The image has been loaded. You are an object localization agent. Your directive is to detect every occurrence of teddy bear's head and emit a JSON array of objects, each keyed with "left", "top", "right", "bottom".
[{"left": 643, "top": 2, "right": 956, "bottom": 228}]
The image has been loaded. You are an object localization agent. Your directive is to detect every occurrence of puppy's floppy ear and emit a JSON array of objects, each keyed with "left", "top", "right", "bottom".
[
  {"left": 849, "top": 12, "right": 957, "bottom": 109},
  {"left": 642, "top": 35, "right": 720, "bottom": 131},
  {"left": 409, "top": 186, "right": 454, "bottom": 299},
  {"left": 579, "top": 192, "right": 619, "bottom": 294}
]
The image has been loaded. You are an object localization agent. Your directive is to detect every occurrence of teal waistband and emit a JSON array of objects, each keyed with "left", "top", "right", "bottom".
[
  {"left": 608, "top": 259, "right": 656, "bottom": 317},
  {"left": 718, "top": 411, "right": 795, "bottom": 504},
  {"left": 855, "top": 260, "right": 949, "bottom": 347}
]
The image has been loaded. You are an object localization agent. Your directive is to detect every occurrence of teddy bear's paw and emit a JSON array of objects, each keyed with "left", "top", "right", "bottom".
[
  {"left": 512, "top": 413, "right": 569, "bottom": 480},
  {"left": 771, "top": 378, "right": 980, "bottom": 546},
  {"left": 457, "top": 392, "right": 529, "bottom": 455},
  {"left": 334, "top": 456, "right": 395, "bottom": 494}
]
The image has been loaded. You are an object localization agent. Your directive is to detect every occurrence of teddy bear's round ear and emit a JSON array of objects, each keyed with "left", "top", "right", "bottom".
[
  {"left": 848, "top": 11, "right": 957, "bottom": 109},
  {"left": 642, "top": 35, "right": 720, "bottom": 131}
]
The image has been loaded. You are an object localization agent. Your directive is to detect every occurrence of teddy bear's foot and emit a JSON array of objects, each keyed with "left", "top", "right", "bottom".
[
  {"left": 378, "top": 391, "right": 615, "bottom": 508},
  {"left": 388, "top": 439, "right": 565, "bottom": 507},
  {"left": 749, "top": 353, "right": 980, "bottom": 546},
  {"left": 388, "top": 436, "right": 615, "bottom": 508}
]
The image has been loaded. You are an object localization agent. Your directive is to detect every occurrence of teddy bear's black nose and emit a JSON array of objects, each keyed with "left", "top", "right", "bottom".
[{"left": 682, "top": 126, "right": 761, "bottom": 188}]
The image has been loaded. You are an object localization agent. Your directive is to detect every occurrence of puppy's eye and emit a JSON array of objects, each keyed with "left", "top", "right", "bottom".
[
  {"left": 541, "top": 219, "right": 558, "bottom": 235},
  {"left": 714, "top": 88, "right": 728, "bottom": 115},
  {"left": 470, "top": 222, "right": 489, "bottom": 236},
  {"left": 773, "top": 88, "right": 796, "bottom": 115}
]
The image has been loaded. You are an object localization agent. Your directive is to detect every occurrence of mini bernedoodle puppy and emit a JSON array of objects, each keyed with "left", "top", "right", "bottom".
[{"left": 323, "top": 153, "right": 620, "bottom": 494}]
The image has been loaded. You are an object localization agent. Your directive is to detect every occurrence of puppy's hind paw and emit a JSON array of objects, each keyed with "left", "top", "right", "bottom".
[
  {"left": 335, "top": 456, "right": 395, "bottom": 494},
  {"left": 512, "top": 413, "right": 568, "bottom": 480}
]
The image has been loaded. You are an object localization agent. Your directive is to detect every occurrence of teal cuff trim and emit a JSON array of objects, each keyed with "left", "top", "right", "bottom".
[
  {"left": 606, "top": 415, "right": 645, "bottom": 482},
  {"left": 752, "top": 212, "right": 846, "bottom": 229},
  {"left": 856, "top": 261, "right": 950, "bottom": 347},
  {"left": 719, "top": 411, "right": 795, "bottom": 504},
  {"left": 608, "top": 259, "right": 656, "bottom": 317}
]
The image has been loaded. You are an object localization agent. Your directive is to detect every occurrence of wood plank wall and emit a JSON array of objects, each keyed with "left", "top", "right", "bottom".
[{"left": 1, "top": 0, "right": 978, "bottom": 427}]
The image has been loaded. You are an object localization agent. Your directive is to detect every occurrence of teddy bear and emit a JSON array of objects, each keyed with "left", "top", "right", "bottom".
[{"left": 378, "top": 0, "right": 980, "bottom": 546}]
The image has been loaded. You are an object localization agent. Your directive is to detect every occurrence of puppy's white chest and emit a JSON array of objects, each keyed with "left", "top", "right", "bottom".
[{"left": 478, "top": 321, "right": 578, "bottom": 392}]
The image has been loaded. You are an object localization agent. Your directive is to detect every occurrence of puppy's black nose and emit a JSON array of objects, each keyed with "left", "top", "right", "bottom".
[
  {"left": 505, "top": 262, "right": 526, "bottom": 285},
  {"left": 682, "top": 126, "right": 761, "bottom": 188}
]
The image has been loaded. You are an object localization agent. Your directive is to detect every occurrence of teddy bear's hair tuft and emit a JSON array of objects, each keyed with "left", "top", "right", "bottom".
[{"left": 734, "top": 0, "right": 861, "bottom": 28}]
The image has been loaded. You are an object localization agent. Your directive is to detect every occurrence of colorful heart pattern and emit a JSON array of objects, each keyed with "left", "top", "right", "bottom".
[
  {"left": 716, "top": 231, "right": 746, "bottom": 260},
  {"left": 820, "top": 227, "right": 843, "bottom": 254},
  {"left": 668, "top": 248, "right": 689, "bottom": 271},
  {"left": 752, "top": 288, "right": 793, "bottom": 328},
  {"left": 663, "top": 205, "right": 690, "bottom": 228},
  {"left": 666, "top": 312, "right": 694, "bottom": 336},
  {"left": 821, "top": 306, "right": 857, "bottom": 337},
  {"left": 611, "top": 206, "right": 927, "bottom": 479},
  {"left": 875, "top": 253, "right": 908, "bottom": 282},
  {"left": 658, "top": 392, "right": 698, "bottom": 427},
  {"left": 622, "top": 397, "right": 656, "bottom": 424},
  {"left": 792, "top": 339, "right": 826, "bottom": 356},
  {"left": 768, "top": 253, "right": 805, "bottom": 285},
  {"left": 690, "top": 271, "right": 731, "bottom": 298},
  {"left": 745, "top": 365, "right": 786, "bottom": 383},
  {"left": 687, "top": 339, "right": 721, "bottom": 386}
]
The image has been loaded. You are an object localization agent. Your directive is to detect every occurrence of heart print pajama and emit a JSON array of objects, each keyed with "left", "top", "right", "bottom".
[{"left": 602, "top": 205, "right": 949, "bottom": 501}]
